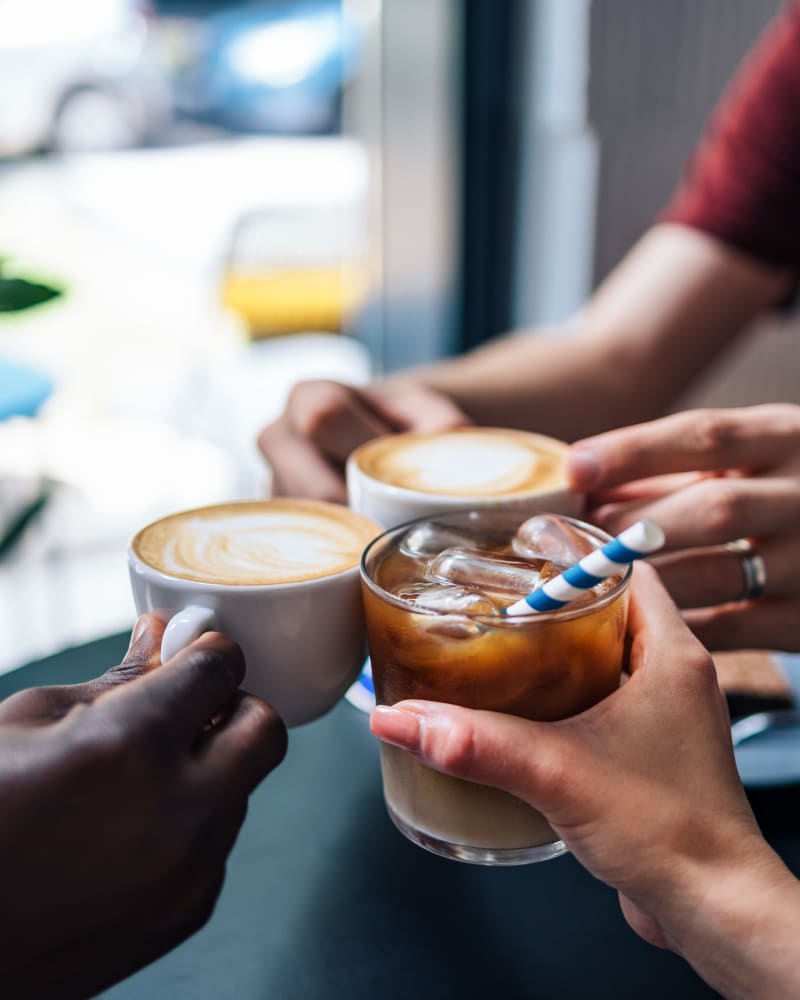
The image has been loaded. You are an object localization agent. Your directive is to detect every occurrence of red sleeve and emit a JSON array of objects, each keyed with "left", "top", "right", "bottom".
[{"left": 660, "top": 1, "right": 800, "bottom": 273}]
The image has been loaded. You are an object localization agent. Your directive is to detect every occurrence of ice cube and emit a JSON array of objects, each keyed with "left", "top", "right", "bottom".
[
  {"left": 397, "top": 582, "right": 497, "bottom": 616},
  {"left": 400, "top": 521, "right": 479, "bottom": 557},
  {"left": 397, "top": 582, "right": 498, "bottom": 639},
  {"left": 512, "top": 514, "right": 594, "bottom": 566},
  {"left": 428, "top": 547, "right": 542, "bottom": 596}
]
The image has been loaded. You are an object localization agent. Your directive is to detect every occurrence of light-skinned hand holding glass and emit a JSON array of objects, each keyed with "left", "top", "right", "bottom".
[{"left": 371, "top": 565, "right": 800, "bottom": 1000}]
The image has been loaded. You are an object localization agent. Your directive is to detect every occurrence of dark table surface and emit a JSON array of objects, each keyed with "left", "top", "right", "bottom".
[{"left": 3, "top": 635, "right": 799, "bottom": 1000}]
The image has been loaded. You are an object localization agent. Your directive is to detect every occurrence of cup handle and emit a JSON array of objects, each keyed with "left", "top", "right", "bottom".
[{"left": 161, "top": 605, "right": 220, "bottom": 664}]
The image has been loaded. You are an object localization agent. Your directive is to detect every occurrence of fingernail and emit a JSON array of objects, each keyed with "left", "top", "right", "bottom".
[
  {"left": 566, "top": 447, "right": 601, "bottom": 489},
  {"left": 128, "top": 614, "right": 152, "bottom": 650},
  {"left": 370, "top": 705, "right": 422, "bottom": 751}
]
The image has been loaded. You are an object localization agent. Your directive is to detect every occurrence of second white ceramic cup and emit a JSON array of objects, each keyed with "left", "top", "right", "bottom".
[{"left": 346, "top": 428, "right": 583, "bottom": 527}]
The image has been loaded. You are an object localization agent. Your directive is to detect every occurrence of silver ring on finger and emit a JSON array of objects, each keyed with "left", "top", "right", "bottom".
[{"left": 725, "top": 538, "right": 767, "bottom": 601}]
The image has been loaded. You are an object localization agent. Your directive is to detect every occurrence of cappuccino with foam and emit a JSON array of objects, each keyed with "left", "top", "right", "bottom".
[
  {"left": 129, "top": 499, "right": 380, "bottom": 727},
  {"left": 347, "top": 428, "right": 581, "bottom": 528},
  {"left": 132, "top": 499, "right": 377, "bottom": 586}
]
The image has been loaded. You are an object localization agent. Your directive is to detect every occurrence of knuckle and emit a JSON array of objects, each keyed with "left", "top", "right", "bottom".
[
  {"left": 289, "top": 380, "right": 349, "bottom": 439},
  {"left": 256, "top": 419, "right": 292, "bottom": 468},
  {"left": 212, "top": 799, "right": 250, "bottom": 857},
  {"left": 169, "top": 870, "right": 226, "bottom": 942},
  {"left": 186, "top": 638, "right": 246, "bottom": 691},
  {"left": 0, "top": 686, "right": 52, "bottom": 720},
  {"left": 194, "top": 863, "right": 226, "bottom": 912},
  {"left": 693, "top": 650, "right": 719, "bottom": 687},
  {"left": 678, "top": 648, "right": 719, "bottom": 700},
  {"left": 73, "top": 698, "right": 173, "bottom": 770},
  {"left": 220, "top": 698, "right": 288, "bottom": 786},
  {"left": 98, "top": 658, "right": 148, "bottom": 686},
  {"left": 425, "top": 719, "right": 478, "bottom": 775},
  {"left": 190, "top": 885, "right": 222, "bottom": 932},
  {"left": 219, "top": 797, "right": 249, "bottom": 840},
  {"left": 65, "top": 708, "right": 134, "bottom": 770},
  {"left": 691, "top": 409, "right": 736, "bottom": 458},
  {"left": 244, "top": 699, "right": 288, "bottom": 761},
  {"left": 525, "top": 742, "right": 569, "bottom": 797},
  {"left": 256, "top": 421, "right": 279, "bottom": 458}
]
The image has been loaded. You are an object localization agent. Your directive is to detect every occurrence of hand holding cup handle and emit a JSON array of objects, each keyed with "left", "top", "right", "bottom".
[{"left": 129, "top": 499, "right": 380, "bottom": 727}]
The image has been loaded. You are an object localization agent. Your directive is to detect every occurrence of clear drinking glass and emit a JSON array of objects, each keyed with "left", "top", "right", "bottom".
[{"left": 361, "top": 508, "right": 631, "bottom": 866}]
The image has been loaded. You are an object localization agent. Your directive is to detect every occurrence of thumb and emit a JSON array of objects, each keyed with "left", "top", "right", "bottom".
[
  {"left": 370, "top": 700, "right": 571, "bottom": 810},
  {"left": 0, "top": 616, "right": 169, "bottom": 722},
  {"left": 86, "top": 614, "right": 167, "bottom": 695}
]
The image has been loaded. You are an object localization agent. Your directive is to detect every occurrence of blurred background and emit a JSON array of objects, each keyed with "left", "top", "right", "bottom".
[{"left": 1, "top": 0, "right": 795, "bottom": 672}]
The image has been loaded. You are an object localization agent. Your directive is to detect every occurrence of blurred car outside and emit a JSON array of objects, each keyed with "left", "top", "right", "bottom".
[
  {"left": 0, "top": 0, "right": 171, "bottom": 156},
  {"left": 171, "top": 0, "right": 361, "bottom": 136}
]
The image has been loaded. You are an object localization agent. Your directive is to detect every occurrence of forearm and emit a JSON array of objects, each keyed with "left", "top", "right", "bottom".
[
  {"left": 385, "top": 225, "right": 790, "bottom": 441},
  {"left": 388, "top": 331, "right": 631, "bottom": 440},
  {"left": 645, "top": 838, "right": 800, "bottom": 999}
]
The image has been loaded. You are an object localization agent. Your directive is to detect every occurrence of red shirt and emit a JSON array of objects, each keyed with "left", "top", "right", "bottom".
[{"left": 661, "top": 1, "right": 800, "bottom": 273}]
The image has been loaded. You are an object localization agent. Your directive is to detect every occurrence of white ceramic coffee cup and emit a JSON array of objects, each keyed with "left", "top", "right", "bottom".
[
  {"left": 346, "top": 427, "right": 583, "bottom": 528},
  {"left": 128, "top": 500, "right": 380, "bottom": 727}
]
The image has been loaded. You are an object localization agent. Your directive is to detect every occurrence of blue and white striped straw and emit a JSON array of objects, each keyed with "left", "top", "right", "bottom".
[{"left": 504, "top": 519, "right": 665, "bottom": 616}]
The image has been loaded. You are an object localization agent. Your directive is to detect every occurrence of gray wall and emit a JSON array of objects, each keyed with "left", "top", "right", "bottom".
[{"left": 589, "top": 0, "right": 783, "bottom": 284}]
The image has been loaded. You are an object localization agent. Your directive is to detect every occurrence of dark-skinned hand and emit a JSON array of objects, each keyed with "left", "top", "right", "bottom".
[{"left": 0, "top": 615, "right": 287, "bottom": 1000}]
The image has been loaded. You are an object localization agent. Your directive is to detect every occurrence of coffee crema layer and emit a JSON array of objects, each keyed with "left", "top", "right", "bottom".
[
  {"left": 132, "top": 499, "right": 379, "bottom": 585},
  {"left": 353, "top": 427, "right": 568, "bottom": 497}
]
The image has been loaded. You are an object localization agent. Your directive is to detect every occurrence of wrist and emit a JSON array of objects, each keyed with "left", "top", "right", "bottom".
[{"left": 640, "top": 831, "right": 800, "bottom": 999}]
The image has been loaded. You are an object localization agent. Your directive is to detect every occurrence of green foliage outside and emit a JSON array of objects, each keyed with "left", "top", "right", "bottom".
[{"left": 0, "top": 259, "right": 63, "bottom": 313}]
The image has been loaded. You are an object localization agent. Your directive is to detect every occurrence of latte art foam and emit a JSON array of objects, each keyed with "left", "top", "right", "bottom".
[
  {"left": 354, "top": 428, "right": 567, "bottom": 497},
  {"left": 133, "top": 500, "right": 379, "bottom": 585}
]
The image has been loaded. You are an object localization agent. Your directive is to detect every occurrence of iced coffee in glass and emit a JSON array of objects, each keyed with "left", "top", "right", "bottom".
[{"left": 361, "top": 509, "right": 631, "bottom": 865}]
